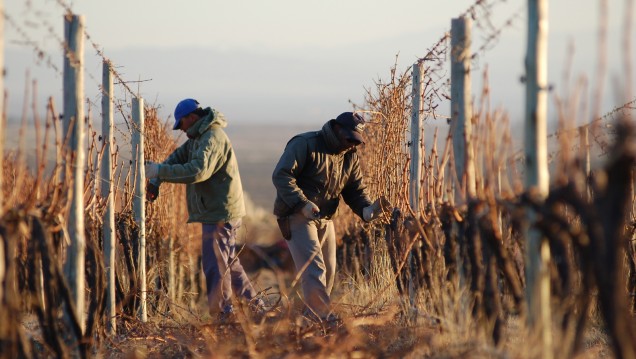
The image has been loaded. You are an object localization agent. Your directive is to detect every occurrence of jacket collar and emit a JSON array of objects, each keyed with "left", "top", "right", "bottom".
[
  {"left": 321, "top": 120, "right": 340, "bottom": 153},
  {"left": 321, "top": 119, "right": 355, "bottom": 154}
]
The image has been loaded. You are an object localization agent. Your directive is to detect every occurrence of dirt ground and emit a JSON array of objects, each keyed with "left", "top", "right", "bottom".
[{"left": 99, "top": 312, "right": 410, "bottom": 358}]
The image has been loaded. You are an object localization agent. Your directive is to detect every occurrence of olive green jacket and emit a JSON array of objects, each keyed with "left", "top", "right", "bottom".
[
  {"left": 272, "top": 120, "right": 372, "bottom": 219},
  {"left": 156, "top": 108, "right": 245, "bottom": 223}
]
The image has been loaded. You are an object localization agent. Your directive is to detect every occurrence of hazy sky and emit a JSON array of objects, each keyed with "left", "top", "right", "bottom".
[{"left": 3, "top": 0, "right": 633, "bottom": 128}]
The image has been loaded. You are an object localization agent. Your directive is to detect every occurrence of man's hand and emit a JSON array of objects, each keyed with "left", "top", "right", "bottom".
[
  {"left": 145, "top": 161, "right": 160, "bottom": 179},
  {"left": 301, "top": 201, "right": 320, "bottom": 219},
  {"left": 146, "top": 181, "right": 160, "bottom": 202},
  {"left": 363, "top": 196, "right": 392, "bottom": 222}
]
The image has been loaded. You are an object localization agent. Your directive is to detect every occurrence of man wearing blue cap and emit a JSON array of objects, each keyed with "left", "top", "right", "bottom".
[
  {"left": 272, "top": 112, "right": 390, "bottom": 323},
  {"left": 145, "top": 98, "right": 263, "bottom": 322}
]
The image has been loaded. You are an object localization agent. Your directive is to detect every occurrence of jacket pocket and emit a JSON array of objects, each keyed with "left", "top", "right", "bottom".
[{"left": 194, "top": 191, "right": 206, "bottom": 214}]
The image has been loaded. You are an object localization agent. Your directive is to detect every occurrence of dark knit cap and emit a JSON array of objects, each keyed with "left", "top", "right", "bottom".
[{"left": 335, "top": 112, "right": 365, "bottom": 144}]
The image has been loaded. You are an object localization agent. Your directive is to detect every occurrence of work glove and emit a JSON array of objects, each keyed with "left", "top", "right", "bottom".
[
  {"left": 301, "top": 201, "right": 320, "bottom": 220},
  {"left": 146, "top": 180, "right": 160, "bottom": 202},
  {"left": 145, "top": 161, "right": 160, "bottom": 179},
  {"left": 363, "top": 196, "right": 392, "bottom": 222}
]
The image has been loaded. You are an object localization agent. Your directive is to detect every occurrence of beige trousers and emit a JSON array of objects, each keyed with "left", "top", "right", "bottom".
[{"left": 286, "top": 212, "right": 336, "bottom": 318}]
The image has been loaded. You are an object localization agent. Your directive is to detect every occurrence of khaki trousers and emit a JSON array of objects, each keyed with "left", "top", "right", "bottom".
[{"left": 286, "top": 212, "right": 336, "bottom": 318}]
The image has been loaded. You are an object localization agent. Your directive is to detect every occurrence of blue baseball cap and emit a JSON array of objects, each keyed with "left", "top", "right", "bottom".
[{"left": 173, "top": 98, "right": 200, "bottom": 130}]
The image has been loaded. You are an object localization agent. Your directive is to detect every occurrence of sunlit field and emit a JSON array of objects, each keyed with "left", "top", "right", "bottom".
[{"left": 1, "top": 0, "right": 635, "bottom": 358}]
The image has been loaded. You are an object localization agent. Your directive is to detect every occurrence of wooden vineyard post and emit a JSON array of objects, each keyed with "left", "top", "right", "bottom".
[
  {"left": 579, "top": 125, "right": 591, "bottom": 200},
  {"left": 408, "top": 60, "right": 424, "bottom": 309},
  {"left": 524, "top": 0, "right": 552, "bottom": 358},
  {"left": 132, "top": 96, "right": 148, "bottom": 322},
  {"left": 101, "top": 60, "right": 116, "bottom": 333},
  {"left": 410, "top": 60, "right": 424, "bottom": 213},
  {"left": 0, "top": 0, "right": 4, "bottom": 217},
  {"left": 450, "top": 16, "right": 476, "bottom": 202},
  {"left": 62, "top": 13, "right": 86, "bottom": 334},
  {"left": 0, "top": 0, "right": 5, "bottom": 307}
]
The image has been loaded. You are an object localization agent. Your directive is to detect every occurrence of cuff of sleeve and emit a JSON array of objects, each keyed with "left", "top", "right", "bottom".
[
  {"left": 293, "top": 199, "right": 310, "bottom": 213},
  {"left": 355, "top": 201, "right": 372, "bottom": 220},
  {"left": 156, "top": 164, "right": 164, "bottom": 180}
]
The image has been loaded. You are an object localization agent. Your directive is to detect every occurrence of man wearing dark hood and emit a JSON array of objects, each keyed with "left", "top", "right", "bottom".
[{"left": 272, "top": 112, "right": 390, "bottom": 321}]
